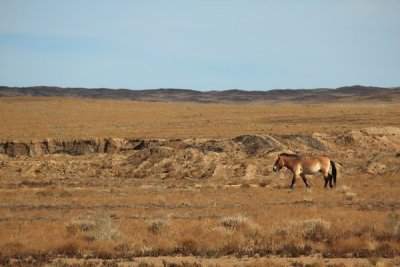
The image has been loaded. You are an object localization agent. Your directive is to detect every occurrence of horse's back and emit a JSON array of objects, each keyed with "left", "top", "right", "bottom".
[
  {"left": 315, "top": 156, "right": 330, "bottom": 164},
  {"left": 297, "top": 155, "right": 329, "bottom": 164},
  {"left": 297, "top": 155, "right": 331, "bottom": 173}
]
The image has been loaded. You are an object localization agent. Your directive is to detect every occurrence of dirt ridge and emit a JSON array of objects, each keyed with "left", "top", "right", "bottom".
[
  {"left": 0, "top": 138, "right": 148, "bottom": 157},
  {"left": 1, "top": 127, "right": 399, "bottom": 157}
]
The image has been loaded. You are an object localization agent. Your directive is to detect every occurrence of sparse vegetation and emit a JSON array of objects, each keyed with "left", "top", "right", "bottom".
[
  {"left": 386, "top": 212, "right": 400, "bottom": 238},
  {"left": 0, "top": 97, "right": 399, "bottom": 265},
  {"left": 0, "top": 97, "right": 399, "bottom": 141},
  {"left": 148, "top": 219, "right": 167, "bottom": 234},
  {"left": 219, "top": 215, "right": 249, "bottom": 230},
  {"left": 66, "top": 211, "right": 121, "bottom": 242},
  {"left": 301, "top": 219, "right": 331, "bottom": 241}
]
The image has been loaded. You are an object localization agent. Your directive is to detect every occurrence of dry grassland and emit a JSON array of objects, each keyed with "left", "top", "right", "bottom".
[
  {"left": 0, "top": 97, "right": 400, "bottom": 266},
  {"left": 0, "top": 97, "right": 399, "bottom": 140}
]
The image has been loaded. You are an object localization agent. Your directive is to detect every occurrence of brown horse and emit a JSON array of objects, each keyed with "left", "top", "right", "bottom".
[{"left": 273, "top": 153, "right": 337, "bottom": 189}]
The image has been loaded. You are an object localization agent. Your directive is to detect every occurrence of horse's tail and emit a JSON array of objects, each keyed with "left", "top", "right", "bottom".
[{"left": 330, "top": 160, "right": 337, "bottom": 185}]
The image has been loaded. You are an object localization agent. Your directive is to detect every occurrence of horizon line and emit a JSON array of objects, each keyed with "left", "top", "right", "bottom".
[{"left": 1, "top": 84, "right": 399, "bottom": 92}]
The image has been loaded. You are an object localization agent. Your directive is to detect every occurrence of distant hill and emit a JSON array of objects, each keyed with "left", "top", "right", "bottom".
[{"left": 0, "top": 85, "right": 399, "bottom": 103}]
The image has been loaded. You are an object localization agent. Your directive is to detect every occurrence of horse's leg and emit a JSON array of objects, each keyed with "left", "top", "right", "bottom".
[
  {"left": 328, "top": 174, "right": 333, "bottom": 188},
  {"left": 322, "top": 168, "right": 330, "bottom": 188},
  {"left": 323, "top": 177, "right": 329, "bottom": 188},
  {"left": 300, "top": 174, "right": 310, "bottom": 188},
  {"left": 290, "top": 174, "right": 297, "bottom": 189}
]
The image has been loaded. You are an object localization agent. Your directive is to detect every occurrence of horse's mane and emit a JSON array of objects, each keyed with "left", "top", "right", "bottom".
[{"left": 279, "top": 153, "right": 299, "bottom": 157}]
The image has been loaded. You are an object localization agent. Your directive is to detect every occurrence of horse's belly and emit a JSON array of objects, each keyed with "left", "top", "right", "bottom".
[{"left": 302, "top": 165, "right": 321, "bottom": 175}]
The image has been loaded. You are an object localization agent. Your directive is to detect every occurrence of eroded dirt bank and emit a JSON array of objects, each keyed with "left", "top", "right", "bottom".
[
  {"left": 1, "top": 127, "right": 400, "bottom": 157},
  {"left": 0, "top": 127, "right": 399, "bottom": 188}
]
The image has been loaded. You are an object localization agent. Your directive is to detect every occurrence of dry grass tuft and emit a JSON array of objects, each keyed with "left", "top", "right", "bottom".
[
  {"left": 219, "top": 215, "right": 249, "bottom": 230},
  {"left": 375, "top": 242, "right": 400, "bottom": 258},
  {"left": 66, "top": 211, "right": 120, "bottom": 242},
  {"left": 148, "top": 219, "right": 167, "bottom": 234},
  {"left": 55, "top": 241, "right": 81, "bottom": 257},
  {"left": 386, "top": 212, "right": 400, "bottom": 238},
  {"left": 343, "top": 192, "right": 357, "bottom": 201},
  {"left": 336, "top": 185, "right": 357, "bottom": 201},
  {"left": 276, "top": 218, "right": 331, "bottom": 242},
  {"left": 0, "top": 253, "right": 10, "bottom": 266},
  {"left": 301, "top": 219, "right": 331, "bottom": 241},
  {"left": 175, "top": 238, "right": 199, "bottom": 255},
  {"left": 336, "top": 185, "right": 351, "bottom": 194},
  {"left": 276, "top": 243, "right": 312, "bottom": 257}
]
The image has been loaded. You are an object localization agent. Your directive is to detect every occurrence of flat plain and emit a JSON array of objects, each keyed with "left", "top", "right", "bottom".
[
  {"left": 1, "top": 96, "right": 399, "bottom": 140},
  {"left": 0, "top": 96, "right": 400, "bottom": 266}
]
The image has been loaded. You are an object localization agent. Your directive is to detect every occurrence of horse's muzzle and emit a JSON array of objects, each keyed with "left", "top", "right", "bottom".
[{"left": 273, "top": 166, "right": 278, "bottom": 172}]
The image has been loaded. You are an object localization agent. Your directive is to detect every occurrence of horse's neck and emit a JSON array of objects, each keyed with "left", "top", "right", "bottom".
[{"left": 282, "top": 156, "right": 295, "bottom": 169}]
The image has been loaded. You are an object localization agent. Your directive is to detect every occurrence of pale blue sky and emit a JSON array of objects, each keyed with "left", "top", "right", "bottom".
[{"left": 1, "top": 0, "right": 399, "bottom": 90}]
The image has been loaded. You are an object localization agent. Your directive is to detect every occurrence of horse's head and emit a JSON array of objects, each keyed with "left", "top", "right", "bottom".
[{"left": 273, "top": 156, "right": 285, "bottom": 172}]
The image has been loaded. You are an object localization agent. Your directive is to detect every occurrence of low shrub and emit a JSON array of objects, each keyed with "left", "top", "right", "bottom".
[
  {"left": 302, "top": 219, "right": 331, "bottom": 241},
  {"left": 0, "top": 253, "right": 10, "bottom": 266},
  {"left": 55, "top": 241, "right": 80, "bottom": 257},
  {"left": 386, "top": 212, "right": 400, "bottom": 239},
  {"left": 66, "top": 211, "right": 121, "bottom": 242},
  {"left": 148, "top": 219, "right": 167, "bottom": 234},
  {"left": 276, "top": 243, "right": 312, "bottom": 257},
  {"left": 219, "top": 215, "right": 248, "bottom": 230},
  {"left": 275, "top": 218, "right": 331, "bottom": 242}
]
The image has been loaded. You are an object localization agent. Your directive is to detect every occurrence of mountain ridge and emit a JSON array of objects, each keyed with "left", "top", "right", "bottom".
[{"left": 0, "top": 85, "right": 399, "bottom": 103}]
